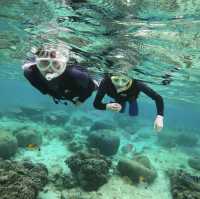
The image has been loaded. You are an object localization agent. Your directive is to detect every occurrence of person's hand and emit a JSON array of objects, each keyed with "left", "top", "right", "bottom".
[
  {"left": 154, "top": 115, "right": 164, "bottom": 132},
  {"left": 106, "top": 103, "right": 122, "bottom": 112}
]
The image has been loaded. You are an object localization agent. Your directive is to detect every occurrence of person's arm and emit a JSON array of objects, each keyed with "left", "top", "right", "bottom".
[
  {"left": 136, "top": 80, "right": 164, "bottom": 116},
  {"left": 136, "top": 80, "right": 164, "bottom": 132},
  {"left": 93, "top": 78, "right": 107, "bottom": 110},
  {"left": 23, "top": 65, "right": 48, "bottom": 95},
  {"left": 23, "top": 65, "right": 62, "bottom": 99}
]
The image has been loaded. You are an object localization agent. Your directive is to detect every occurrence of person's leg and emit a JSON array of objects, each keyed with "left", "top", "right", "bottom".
[{"left": 129, "top": 100, "right": 138, "bottom": 116}]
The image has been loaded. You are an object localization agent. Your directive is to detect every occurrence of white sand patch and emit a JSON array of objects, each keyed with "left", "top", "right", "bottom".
[
  {"left": 60, "top": 173, "right": 172, "bottom": 199},
  {"left": 38, "top": 184, "right": 62, "bottom": 199},
  {"left": 96, "top": 175, "right": 172, "bottom": 199}
]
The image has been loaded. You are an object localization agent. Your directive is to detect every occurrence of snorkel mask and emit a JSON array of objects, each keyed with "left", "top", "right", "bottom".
[
  {"left": 35, "top": 47, "right": 69, "bottom": 81},
  {"left": 111, "top": 75, "right": 132, "bottom": 93}
]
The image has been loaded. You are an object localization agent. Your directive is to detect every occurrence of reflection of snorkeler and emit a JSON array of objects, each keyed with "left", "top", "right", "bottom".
[
  {"left": 161, "top": 67, "right": 180, "bottom": 85},
  {"left": 133, "top": 66, "right": 181, "bottom": 86},
  {"left": 22, "top": 46, "right": 97, "bottom": 106},
  {"left": 93, "top": 74, "right": 164, "bottom": 132}
]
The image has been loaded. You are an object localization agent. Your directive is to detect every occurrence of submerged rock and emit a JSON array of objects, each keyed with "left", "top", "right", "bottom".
[
  {"left": 121, "top": 143, "right": 134, "bottom": 154},
  {"left": 65, "top": 151, "right": 112, "bottom": 191},
  {"left": 15, "top": 128, "right": 42, "bottom": 148},
  {"left": 117, "top": 158, "right": 157, "bottom": 184},
  {"left": 133, "top": 154, "right": 152, "bottom": 169},
  {"left": 0, "top": 160, "right": 48, "bottom": 199},
  {"left": 87, "top": 130, "right": 120, "bottom": 156},
  {"left": 89, "top": 121, "right": 115, "bottom": 132},
  {"left": 188, "top": 157, "right": 200, "bottom": 171},
  {"left": 0, "top": 130, "right": 18, "bottom": 159}
]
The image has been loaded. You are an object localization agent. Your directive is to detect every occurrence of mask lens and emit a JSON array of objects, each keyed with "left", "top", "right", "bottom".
[
  {"left": 113, "top": 77, "right": 119, "bottom": 84},
  {"left": 121, "top": 78, "right": 127, "bottom": 83},
  {"left": 52, "top": 60, "right": 62, "bottom": 69},
  {"left": 37, "top": 58, "right": 51, "bottom": 71}
]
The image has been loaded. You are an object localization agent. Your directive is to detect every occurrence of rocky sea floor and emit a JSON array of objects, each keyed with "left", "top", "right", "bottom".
[{"left": 0, "top": 105, "right": 200, "bottom": 199}]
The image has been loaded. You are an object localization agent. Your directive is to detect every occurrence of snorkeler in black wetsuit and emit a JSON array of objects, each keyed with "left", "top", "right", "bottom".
[
  {"left": 22, "top": 46, "right": 96, "bottom": 106},
  {"left": 93, "top": 75, "right": 164, "bottom": 132}
]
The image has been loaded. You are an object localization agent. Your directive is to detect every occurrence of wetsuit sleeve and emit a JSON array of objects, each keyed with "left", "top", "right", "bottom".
[
  {"left": 23, "top": 65, "right": 48, "bottom": 95},
  {"left": 78, "top": 90, "right": 92, "bottom": 102},
  {"left": 93, "top": 78, "right": 107, "bottom": 110},
  {"left": 68, "top": 68, "right": 92, "bottom": 102},
  {"left": 136, "top": 81, "right": 164, "bottom": 116}
]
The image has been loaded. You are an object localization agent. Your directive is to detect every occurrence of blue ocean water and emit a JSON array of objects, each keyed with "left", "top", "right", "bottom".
[{"left": 0, "top": 1, "right": 200, "bottom": 199}]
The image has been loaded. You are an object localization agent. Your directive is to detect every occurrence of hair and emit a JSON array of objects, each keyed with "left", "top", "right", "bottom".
[{"left": 33, "top": 44, "right": 83, "bottom": 65}]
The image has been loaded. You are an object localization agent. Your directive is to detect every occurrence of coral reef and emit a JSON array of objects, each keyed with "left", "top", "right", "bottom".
[
  {"left": 0, "top": 159, "right": 48, "bottom": 199},
  {"left": 0, "top": 130, "right": 18, "bottom": 159},
  {"left": 14, "top": 128, "right": 42, "bottom": 148},
  {"left": 65, "top": 151, "right": 112, "bottom": 191},
  {"left": 87, "top": 130, "right": 120, "bottom": 156},
  {"left": 67, "top": 139, "right": 85, "bottom": 153},
  {"left": 62, "top": 173, "right": 78, "bottom": 189},
  {"left": 168, "top": 169, "right": 200, "bottom": 199},
  {"left": 117, "top": 157, "right": 157, "bottom": 184}
]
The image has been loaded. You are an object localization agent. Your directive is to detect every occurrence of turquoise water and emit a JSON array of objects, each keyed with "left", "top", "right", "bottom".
[{"left": 0, "top": 1, "right": 200, "bottom": 199}]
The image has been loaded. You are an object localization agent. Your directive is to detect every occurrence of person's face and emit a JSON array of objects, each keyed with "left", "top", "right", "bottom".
[{"left": 111, "top": 76, "right": 132, "bottom": 93}]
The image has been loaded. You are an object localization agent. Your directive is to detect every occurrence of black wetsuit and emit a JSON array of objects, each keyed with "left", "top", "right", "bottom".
[
  {"left": 93, "top": 76, "right": 164, "bottom": 116},
  {"left": 23, "top": 64, "right": 95, "bottom": 104}
]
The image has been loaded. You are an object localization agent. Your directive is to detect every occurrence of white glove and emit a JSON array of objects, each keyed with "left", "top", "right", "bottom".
[
  {"left": 154, "top": 115, "right": 164, "bottom": 132},
  {"left": 106, "top": 103, "right": 122, "bottom": 112}
]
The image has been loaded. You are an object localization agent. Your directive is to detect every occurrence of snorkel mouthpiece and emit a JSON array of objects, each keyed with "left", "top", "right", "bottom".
[{"left": 45, "top": 73, "right": 59, "bottom": 81}]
